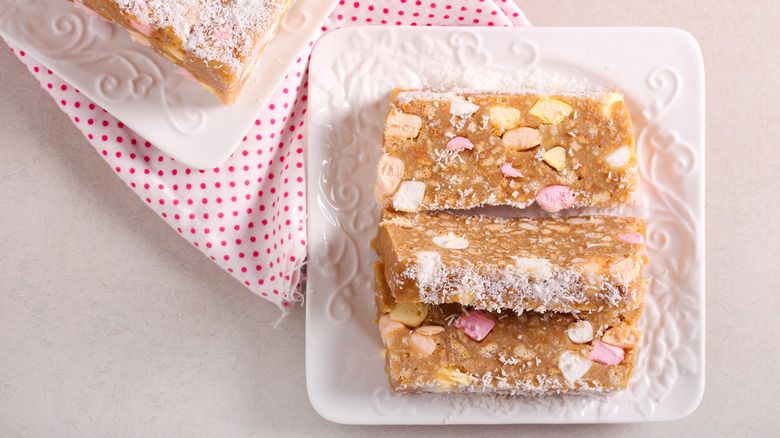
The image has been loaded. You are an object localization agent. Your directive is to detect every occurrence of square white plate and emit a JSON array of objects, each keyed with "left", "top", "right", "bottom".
[
  {"left": 306, "top": 26, "right": 705, "bottom": 424},
  {"left": 0, "top": 0, "right": 337, "bottom": 169}
]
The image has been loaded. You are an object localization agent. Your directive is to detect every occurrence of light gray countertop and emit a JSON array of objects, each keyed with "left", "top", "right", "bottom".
[{"left": 2, "top": 1, "right": 778, "bottom": 435}]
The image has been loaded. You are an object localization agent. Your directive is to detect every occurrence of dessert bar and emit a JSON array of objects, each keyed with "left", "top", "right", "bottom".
[
  {"left": 374, "top": 263, "right": 643, "bottom": 394},
  {"left": 70, "top": 0, "right": 294, "bottom": 105},
  {"left": 375, "top": 89, "right": 638, "bottom": 212},
  {"left": 373, "top": 210, "right": 647, "bottom": 313}
]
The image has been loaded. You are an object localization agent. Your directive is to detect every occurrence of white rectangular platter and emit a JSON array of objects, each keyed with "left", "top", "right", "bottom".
[{"left": 306, "top": 26, "right": 705, "bottom": 424}]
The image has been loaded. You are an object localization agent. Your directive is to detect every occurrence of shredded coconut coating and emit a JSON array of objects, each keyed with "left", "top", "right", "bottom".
[
  {"left": 374, "top": 263, "right": 643, "bottom": 394},
  {"left": 375, "top": 210, "right": 648, "bottom": 313},
  {"left": 111, "top": 0, "right": 289, "bottom": 70}
]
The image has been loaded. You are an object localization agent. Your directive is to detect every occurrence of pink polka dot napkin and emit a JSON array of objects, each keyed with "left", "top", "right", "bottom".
[{"left": 4, "top": 1, "right": 529, "bottom": 315}]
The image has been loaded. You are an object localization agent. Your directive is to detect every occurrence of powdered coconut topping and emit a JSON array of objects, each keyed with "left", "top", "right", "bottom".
[
  {"left": 114, "top": 0, "right": 287, "bottom": 70},
  {"left": 426, "top": 67, "right": 597, "bottom": 94}
]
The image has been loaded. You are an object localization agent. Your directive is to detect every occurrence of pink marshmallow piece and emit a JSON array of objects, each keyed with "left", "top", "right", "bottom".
[
  {"left": 129, "top": 20, "right": 154, "bottom": 37},
  {"left": 178, "top": 67, "right": 200, "bottom": 86},
  {"left": 74, "top": 1, "right": 100, "bottom": 18},
  {"left": 212, "top": 28, "right": 232, "bottom": 42},
  {"left": 453, "top": 310, "right": 495, "bottom": 342},
  {"left": 500, "top": 162, "right": 523, "bottom": 178},
  {"left": 619, "top": 232, "right": 645, "bottom": 244},
  {"left": 446, "top": 136, "right": 474, "bottom": 152},
  {"left": 588, "top": 341, "right": 625, "bottom": 366},
  {"left": 535, "top": 185, "right": 575, "bottom": 212}
]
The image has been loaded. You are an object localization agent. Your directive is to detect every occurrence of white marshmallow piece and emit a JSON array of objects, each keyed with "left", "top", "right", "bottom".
[
  {"left": 511, "top": 256, "right": 554, "bottom": 281},
  {"left": 449, "top": 100, "right": 480, "bottom": 117},
  {"left": 409, "top": 333, "right": 437, "bottom": 356},
  {"left": 432, "top": 232, "right": 469, "bottom": 249},
  {"left": 609, "top": 257, "right": 639, "bottom": 285},
  {"left": 391, "top": 181, "right": 426, "bottom": 212},
  {"left": 378, "top": 314, "right": 405, "bottom": 346},
  {"left": 414, "top": 251, "right": 441, "bottom": 288},
  {"left": 376, "top": 155, "right": 405, "bottom": 196},
  {"left": 566, "top": 321, "right": 594, "bottom": 344},
  {"left": 605, "top": 145, "right": 631, "bottom": 168},
  {"left": 600, "top": 92, "right": 624, "bottom": 117},
  {"left": 385, "top": 112, "right": 422, "bottom": 140},
  {"left": 558, "top": 351, "right": 592, "bottom": 385}
]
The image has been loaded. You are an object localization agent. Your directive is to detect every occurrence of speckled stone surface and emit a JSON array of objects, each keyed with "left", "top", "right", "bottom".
[{"left": 2, "top": 1, "right": 780, "bottom": 435}]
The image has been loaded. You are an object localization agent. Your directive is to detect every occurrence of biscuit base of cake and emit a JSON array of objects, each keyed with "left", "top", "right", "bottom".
[
  {"left": 373, "top": 210, "right": 648, "bottom": 313},
  {"left": 374, "top": 262, "right": 643, "bottom": 395}
]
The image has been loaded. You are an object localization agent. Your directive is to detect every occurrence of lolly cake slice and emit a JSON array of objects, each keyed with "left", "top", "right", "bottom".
[
  {"left": 70, "top": 0, "right": 294, "bottom": 105},
  {"left": 375, "top": 89, "right": 639, "bottom": 213},
  {"left": 373, "top": 210, "right": 648, "bottom": 313},
  {"left": 374, "top": 262, "right": 644, "bottom": 394}
]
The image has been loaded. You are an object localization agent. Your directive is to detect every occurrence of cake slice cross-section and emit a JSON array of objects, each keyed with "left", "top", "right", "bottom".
[{"left": 373, "top": 210, "right": 648, "bottom": 313}]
